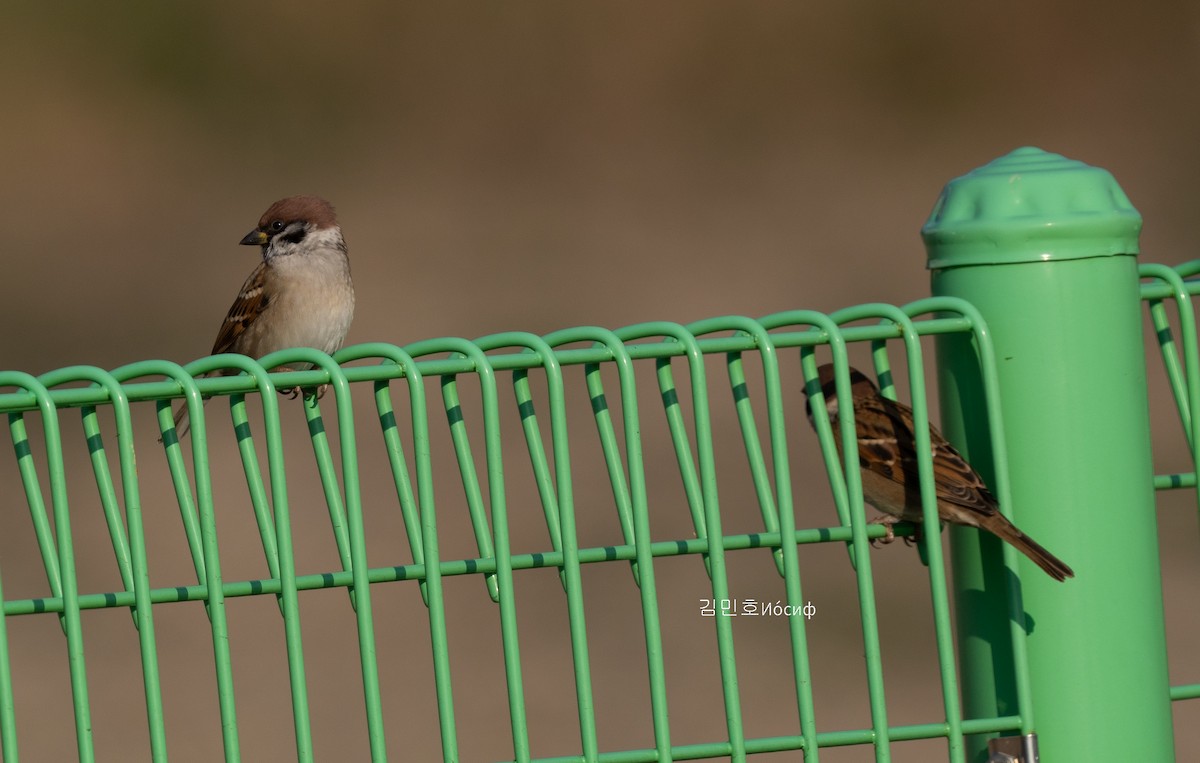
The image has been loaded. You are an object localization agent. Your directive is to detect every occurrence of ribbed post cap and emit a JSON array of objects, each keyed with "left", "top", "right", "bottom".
[{"left": 922, "top": 147, "right": 1142, "bottom": 269}]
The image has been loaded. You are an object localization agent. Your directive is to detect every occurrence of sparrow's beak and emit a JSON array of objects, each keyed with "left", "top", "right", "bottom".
[{"left": 240, "top": 229, "right": 268, "bottom": 246}]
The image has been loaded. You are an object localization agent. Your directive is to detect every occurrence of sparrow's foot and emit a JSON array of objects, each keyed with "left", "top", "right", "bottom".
[
  {"left": 268, "top": 366, "right": 303, "bottom": 398},
  {"left": 287, "top": 385, "right": 324, "bottom": 403},
  {"left": 299, "top": 384, "right": 326, "bottom": 402},
  {"left": 903, "top": 521, "right": 923, "bottom": 548},
  {"left": 869, "top": 515, "right": 903, "bottom": 547}
]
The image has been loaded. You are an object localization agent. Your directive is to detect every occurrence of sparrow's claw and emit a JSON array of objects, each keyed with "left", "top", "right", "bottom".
[
  {"left": 869, "top": 515, "right": 902, "bottom": 547},
  {"left": 283, "top": 384, "right": 324, "bottom": 402},
  {"left": 269, "top": 366, "right": 302, "bottom": 398},
  {"left": 903, "top": 521, "right": 924, "bottom": 548}
]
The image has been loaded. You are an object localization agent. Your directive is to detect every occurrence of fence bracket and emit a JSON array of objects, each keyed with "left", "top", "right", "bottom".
[{"left": 987, "top": 733, "right": 1038, "bottom": 763}]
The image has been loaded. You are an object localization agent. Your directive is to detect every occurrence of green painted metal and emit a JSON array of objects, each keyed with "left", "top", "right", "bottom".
[
  {"left": 925, "top": 147, "right": 1175, "bottom": 761},
  {"left": 0, "top": 150, "right": 1193, "bottom": 760},
  {"left": 923, "top": 146, "right": 1141, "bottom": 267},
  {"left": 0, "top": 307, "right": 1061, "bottom": 762}
]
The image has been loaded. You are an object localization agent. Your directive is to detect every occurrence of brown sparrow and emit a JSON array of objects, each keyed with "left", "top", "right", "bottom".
[
  {"left": 804, "top": 363, "right": 1074, "bottom": 582},
  {"left": 170, "top": 195, "right": 355, "bottom": 436}
]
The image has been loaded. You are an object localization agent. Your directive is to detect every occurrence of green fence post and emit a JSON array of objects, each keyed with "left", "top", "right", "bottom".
[{"left": 922, "top": 147, "right": 1173, "bottom": 761}]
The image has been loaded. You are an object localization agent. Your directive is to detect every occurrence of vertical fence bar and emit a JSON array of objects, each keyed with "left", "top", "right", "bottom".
[{"left": 923, "top": 147, "right": 1173, "bottom": 760}]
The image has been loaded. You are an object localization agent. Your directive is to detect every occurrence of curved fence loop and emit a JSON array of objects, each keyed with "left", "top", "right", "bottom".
[
  {"left": 542, "top": 326, "right": 646, "bottom": 588},
  {"left": 406, "top": 337, "right": 503, "bottom": 604},
  {"left": 687, "top": 315, "right": 790, "bottom": 579}
]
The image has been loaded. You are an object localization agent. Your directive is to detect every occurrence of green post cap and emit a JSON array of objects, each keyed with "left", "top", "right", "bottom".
[{"left": 922, "top": 146, "right": 1143, "bottom": 269}]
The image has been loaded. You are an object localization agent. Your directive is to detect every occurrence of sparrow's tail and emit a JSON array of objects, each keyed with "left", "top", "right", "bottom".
[{"left": 985, "top": 516, "right": 1075, "bottom": 582}]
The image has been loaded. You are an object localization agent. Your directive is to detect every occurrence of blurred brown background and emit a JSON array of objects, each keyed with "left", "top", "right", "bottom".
[{"left": 1, "top": 2, "right": 1199, "bottom": 761}]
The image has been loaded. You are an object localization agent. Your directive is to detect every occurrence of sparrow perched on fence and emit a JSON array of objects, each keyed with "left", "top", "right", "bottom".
[
  {"left": 804, "top": 363, "right": 1074, "bottom": 582},
  {"left": 170, "top": 195, "right": 356, "bottom": 437}
]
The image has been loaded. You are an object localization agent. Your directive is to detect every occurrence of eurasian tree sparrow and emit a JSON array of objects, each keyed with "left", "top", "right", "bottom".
[
  {"left": 804, "top": 363, "right": 1074, "bottom": 582},
  {"left": 170, "top": 195, "right": 355, "bottom": 436}
]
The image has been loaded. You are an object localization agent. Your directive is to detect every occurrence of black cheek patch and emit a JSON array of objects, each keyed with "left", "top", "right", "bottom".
[{"left": 279, "top": 227, "right": 308, "bottom": 246}]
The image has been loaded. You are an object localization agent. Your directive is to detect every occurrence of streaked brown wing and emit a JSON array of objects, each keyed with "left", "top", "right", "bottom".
[
  {"left": 211, "top": 261, "right": 270, "bottom": 356},
  {"left": 927, "top": 437, "right": 999, "bottom": 517},
  {"left": 854, "top": 393, "right": 999, "bottom": 519},
  {"left": 848, "top": 393, "right": 913, "bottom": 486}
]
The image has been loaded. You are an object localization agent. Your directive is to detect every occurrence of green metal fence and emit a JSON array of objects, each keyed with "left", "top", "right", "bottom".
[{"left": 0, "top": 148, "right": 1189, "bottom": 762}]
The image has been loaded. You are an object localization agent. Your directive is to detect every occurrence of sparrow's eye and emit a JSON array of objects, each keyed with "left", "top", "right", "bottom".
[{"left": 270, "top": 220, "right": 285, "bottom": 232}]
